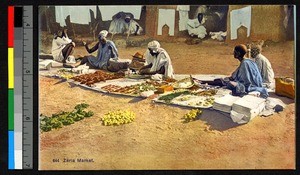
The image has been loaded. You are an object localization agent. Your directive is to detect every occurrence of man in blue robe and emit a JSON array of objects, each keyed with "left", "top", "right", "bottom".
[
  {"left": 226, "top": 44, "right": 268, "bottom": 98},
  {"left": 75, "top": 30, "right": 129, "bottom": 72}
]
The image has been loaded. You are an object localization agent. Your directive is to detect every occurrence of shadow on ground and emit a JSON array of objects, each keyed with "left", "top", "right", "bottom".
[
  {"left": 198, "top": 109, "right": 241, "bottom": 131},
  {"left": 154, "top": 102, "right": 241, "bottom": 132}
]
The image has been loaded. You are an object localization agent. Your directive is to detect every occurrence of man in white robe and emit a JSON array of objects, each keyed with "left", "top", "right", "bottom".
[
  {"left": 250, "top": 44, "right": 275, "bottom": 88},
  {"left": 139, "top": 40, "right": 174, "bottom": 79},
  {"left": 51, "top": 29, "right": 75, "bottom": 63}
]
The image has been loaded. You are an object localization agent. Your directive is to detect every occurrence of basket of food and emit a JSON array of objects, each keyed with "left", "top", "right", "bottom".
[{"left": 172, "top": 76, "right": 195, "bottom": 89}]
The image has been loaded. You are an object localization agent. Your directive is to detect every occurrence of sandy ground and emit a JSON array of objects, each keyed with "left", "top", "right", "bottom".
[{"left": 39, "top": 36, "right": 295, "bottom": 170}]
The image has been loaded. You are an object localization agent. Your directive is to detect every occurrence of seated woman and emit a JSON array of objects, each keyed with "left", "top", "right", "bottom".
[
  {"left": 74, "top": 30, "right": 129, "bottom": 72},
  {"left": 250, "top": 43, "right": 275, "bottom": 88},
  {"left": 139, "top": 40, "right": 174, "bottom": 79},
  {"left": 225, "top": 44, "right": 268, "bottom": 98},
  {"left": 51, "top": 29, "right": 76, "bottom": 65}
]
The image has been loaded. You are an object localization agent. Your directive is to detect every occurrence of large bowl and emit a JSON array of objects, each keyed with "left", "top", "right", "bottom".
[{"left": 172, "top": 76, "right": 195, "bottom": 89}]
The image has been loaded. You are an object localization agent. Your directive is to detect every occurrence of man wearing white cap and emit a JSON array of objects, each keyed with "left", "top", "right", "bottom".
[
  {"left": 75, "top": 30, "right": 129, "bottom": 71},
  {"left": 139, "top": 40, "right": 174, "bottom": 79}
]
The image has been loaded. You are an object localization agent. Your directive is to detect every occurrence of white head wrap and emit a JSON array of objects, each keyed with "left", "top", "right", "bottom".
[
  {"left": 98, "top": 30, "right": 108, "bottom": 39},
  {"left": 148, "top": 40, "right": 160, "bottom": 53}
]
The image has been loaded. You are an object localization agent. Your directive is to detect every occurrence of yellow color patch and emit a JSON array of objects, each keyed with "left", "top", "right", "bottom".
[{"left": 8, "top": 48, "right": 14, "bottom": 88}]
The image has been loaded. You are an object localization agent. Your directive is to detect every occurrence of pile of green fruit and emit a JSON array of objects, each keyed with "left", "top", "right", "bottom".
[
  {"left": 40, "top": 103, "right": 94, "bottom": 132},
  {"left": 101, "top": 110, "right": 136, "bottom": 126},
  {"left": 183, "top": 109, "right": 202, "bottom": 123}
]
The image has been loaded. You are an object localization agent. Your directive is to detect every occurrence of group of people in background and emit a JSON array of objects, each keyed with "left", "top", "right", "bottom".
[
  {"left": 51, "top": 27, "right": 274, "bottom": 98},
  {"left": 51, "top": 29, "right": 174, "bottom": 78}
]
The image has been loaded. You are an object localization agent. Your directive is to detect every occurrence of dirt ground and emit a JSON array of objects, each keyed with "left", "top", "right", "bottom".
[{"left": 39, "top": 35, "right": 295, "bottom": 170}]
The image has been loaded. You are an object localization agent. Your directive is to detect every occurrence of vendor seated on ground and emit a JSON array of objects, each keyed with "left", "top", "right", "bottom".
[
  {"left": 51, "top": 28, "right": 76, "bottom": 67},
  {"left": 74, "top": 30, "right": 129, "bottom": 72},
  {"left": 249, "top": 43, "right": 275, "bottom": 88},
  {"left": 224, "top": 44, "right": 268, "bottom": 98},
  {"left": 138, "top": 40, "right": 174, "bottom": 79}
]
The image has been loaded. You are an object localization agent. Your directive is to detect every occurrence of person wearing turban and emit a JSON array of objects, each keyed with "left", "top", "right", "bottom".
[
  {"left": 139, "top": 40, "right": 174, "bottom": 79},
  {"left": 249, "top": 43, "right": 275, "bottom": 88},
  {"left": 224, "top": 44, "right": 268, "bottom": 98},
  {"left": 75, "top": 30, "right": 129, "bottom": 71}
]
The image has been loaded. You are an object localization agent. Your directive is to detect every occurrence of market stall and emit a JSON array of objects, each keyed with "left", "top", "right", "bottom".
[{"left": 39, "top": 67, "right": 288, "bottom": 124}]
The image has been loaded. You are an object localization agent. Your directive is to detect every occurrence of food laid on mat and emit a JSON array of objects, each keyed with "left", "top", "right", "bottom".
[
  {"left": 127, "top": 73, "right": 149, "bottom": 79},
  {"left": 145, "top": 80, "right": 170, "bottom": 88},
  {"left": 110, "top": 82, "right": 157, "bottom": 96},
  {"left": 40, "top": 103, "right": 94, "bottom": 132},
  {"left": 172, "top": 76, "right": 195, "bottom": 89},
  {"left": 195, "top": 89, "right": 218, "bottom": 96},
  {"left": 171, "top": 94, "right": 215, "bottom": 108},
  {"left": 140, "top": 90, "right": 155, "bottom": 97},
  {"left": 100, "top": 84, "right": 123, "bottom": 92},
  {"left": 157, "top": 85, "right": 174, "bottom": 93},
  {"left": 101, "top": 109, "right": 136, "bottom": 126},
  {"left": 154, "top": 88, "right": 216, "bottom": 108},
  {"left": 183, "top": 109, "right": 203, "bottom": 122},
  {"left": 157, "top": 90, "right": 191, "bottom": 103},
  {"left": 71, "top": 70, "right": 125, "bottom": 86},
  {"left": 55, "top": 69, "right": 75, "bottom": 79}
]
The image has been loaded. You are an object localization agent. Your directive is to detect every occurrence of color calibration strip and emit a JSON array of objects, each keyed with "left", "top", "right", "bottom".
[
  {"left": 8, "top": 6, "right": 33, "bottom": 169},
  {"left": 8, "top": 5, "right": 16, "bottom": 170},
  {"left": 14, "top": 6, "right": 24, "bottom": 170}
]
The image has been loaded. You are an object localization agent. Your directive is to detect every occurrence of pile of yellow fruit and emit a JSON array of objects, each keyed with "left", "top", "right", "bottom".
[
  {"left": 101, "top": 110, "right": 136, "bottom": 126},
  {"left": 183, "top": 109, "right": 202, "bottom": 122}
]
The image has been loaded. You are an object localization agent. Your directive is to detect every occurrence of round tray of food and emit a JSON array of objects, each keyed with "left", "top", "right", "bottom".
[{"left": 172, "top": 76, "right": 195, "bottom": 89}]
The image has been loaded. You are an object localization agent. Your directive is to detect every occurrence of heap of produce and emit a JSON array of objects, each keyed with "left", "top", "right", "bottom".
[
  {"left": 40, "top": 103, "right": 94, "bottom": 132},
  {"left": 56, "top": 69, "right": 75, "bottom": 79},
  {"left": 71, "top": 70, "right": 124, "bottom": 86},
  {"left": 101, "top": 110, "right": 136, "bottom": 126},
  {"left": 158, "top": 91, "right": 190, "bottom": 103},
  {"left": 101, "top": 84, "right": 123, "bottom": 92},
  {"left": 183, "top": 109, "right": 202, "bottom": 122},
  {"left": 195, "top": 89, "right": 218, "bottom": 96},
  {"left": 110, "top": 83, "right": 157, "bottom": 95},
  {"left": 145, "top": 80, "right": 170, "bottom": 88},
  {"left": 157, "top": 85, "right": 174, "bottom": 93},
  {"left": 172, "top": 76, "right": 194, "bottom": 89},
  {"left": 195, "top": 97, "right": 215, "bottom": 107}
]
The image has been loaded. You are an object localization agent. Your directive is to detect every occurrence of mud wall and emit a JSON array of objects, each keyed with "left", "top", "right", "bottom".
[
  {"left": 226, "top": 5, "right": 287, "bottom": 43},
  {"left": 145, "top": 5, "right": 189, "bottom": 41}
]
